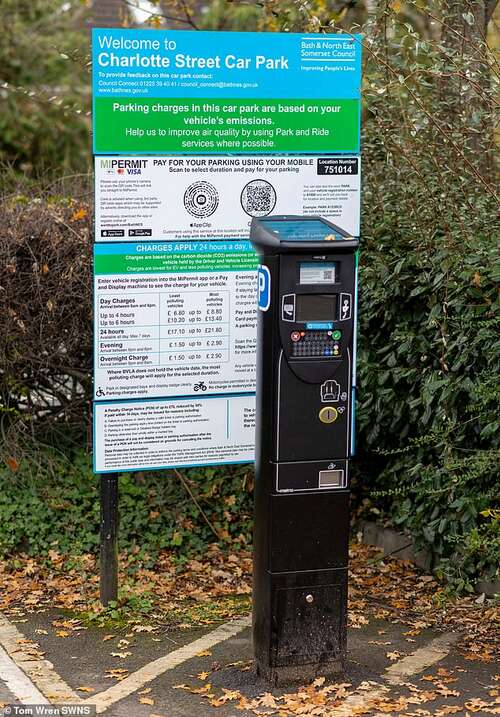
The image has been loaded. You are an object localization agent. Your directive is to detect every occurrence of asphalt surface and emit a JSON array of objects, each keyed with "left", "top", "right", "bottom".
[{"left": 0, "top": 609, "right": 497, "bottom": 717}]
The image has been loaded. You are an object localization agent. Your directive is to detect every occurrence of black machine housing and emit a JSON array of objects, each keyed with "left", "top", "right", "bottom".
[{"left": 250, "top": 215, "right": 359, "bottom": 684}]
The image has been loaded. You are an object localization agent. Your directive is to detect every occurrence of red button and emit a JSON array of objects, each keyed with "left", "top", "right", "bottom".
[{"left": 291, "top": 331, "right": 301, "bottom": 342}]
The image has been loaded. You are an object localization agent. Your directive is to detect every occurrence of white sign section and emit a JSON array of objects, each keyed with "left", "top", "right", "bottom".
[
  {"left": 94, "top": 395, "right": 255, "bottom": 473},
  {"left": 95, "top": 155, "right": 361, "bottom": 240},
  {"left": 94, "top": 241, "right": 257, "bottom": 402}
]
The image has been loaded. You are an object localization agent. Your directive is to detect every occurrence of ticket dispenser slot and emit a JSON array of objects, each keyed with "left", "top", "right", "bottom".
[{"left": 251, "top": 215, "right": 358, "bottom": 685}]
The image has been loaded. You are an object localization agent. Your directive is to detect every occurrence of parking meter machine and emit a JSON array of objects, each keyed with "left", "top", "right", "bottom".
[{"left": 250, "top": 215, "right": 359, "bottom": 685}]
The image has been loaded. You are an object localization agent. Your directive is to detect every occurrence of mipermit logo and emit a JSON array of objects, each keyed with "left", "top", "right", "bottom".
[{"left": 99, "top": 159, "right": 146, "bottom": 175}]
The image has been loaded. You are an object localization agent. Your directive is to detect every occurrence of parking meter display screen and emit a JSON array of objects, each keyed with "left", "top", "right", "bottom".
[
  {"left": 296, "top": 294, "right": 337, "bottom": 322},
  {"left": 299, "top": 262, "right": 337, "bottom": 284},
  {"left": 262, "top": 219, "right": 344, "bottom": 242}
]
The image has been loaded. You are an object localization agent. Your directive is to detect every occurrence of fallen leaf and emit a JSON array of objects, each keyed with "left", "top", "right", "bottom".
[
  {"left": 56, "top": 630, "right": 70, "bottom": 638},
  {"left": 386, "top": 651, "right": 403, "bottom": 661},
  {"left": 139, "top": 697, "right": 154, "bottom": 706},
  {"left": 196, "top": 650, "right": 212, "bottom": 657},
  {"left": 105, "top": 668, "right": 129, "bottom": 681},
  {"left": 77, "top": 687, "right": 95, "bottom": 693},
  {"left": 138, "top": 688, "right": 152, "bottom": 695},
  {"left": 435, "top": 682, "right": 460, "bottom": 698},
  {"left": 102, "top": 635, "right": 115, "bottom": 641},
  {"left": 71, "top": 208, "right": 87, "bottom": 221},
  {"left": 53, "top": 620, "right": 78, "bottom": 630},
  {"left": 259, "top": 692, "right": 277, "bottom": 708},
  {"left": 6, "top": 457, "right": 19, "bottom": 471}
]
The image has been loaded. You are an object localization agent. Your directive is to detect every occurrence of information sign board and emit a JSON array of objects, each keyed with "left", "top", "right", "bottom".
[
  {"left": 94, "top": 394, "right": 255, "bottom": 473},
  {"left": 95, "top": 155, "right": 361, "bottom": 240},
  {"left": 92, "top": 28, "right": 362, "bottom": 474},
  {"left": 94, "top": 241, "right": 257, "bottom": 402},
  {"left": 92, "top": 29, "right": 362, "bottom": 153}
]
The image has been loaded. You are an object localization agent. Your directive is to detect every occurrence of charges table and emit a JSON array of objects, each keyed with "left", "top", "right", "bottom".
[{"left": 97, "top": 289, "right": 230, "bottom": 368}]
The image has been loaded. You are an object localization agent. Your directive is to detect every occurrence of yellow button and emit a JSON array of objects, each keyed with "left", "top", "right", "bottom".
[{"left": 319, "top": 406, "right": 338, "bottom": 424}]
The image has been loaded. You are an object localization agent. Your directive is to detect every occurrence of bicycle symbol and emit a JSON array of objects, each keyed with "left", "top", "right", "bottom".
[
  {"left": 193, "top": 381, "right": 207, "bottom": 392},
  {"left": 95, "top": 387, "right": 105, "bottom": 397}
]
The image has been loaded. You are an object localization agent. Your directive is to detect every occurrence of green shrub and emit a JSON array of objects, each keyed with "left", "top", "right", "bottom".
[
  {"left": 0, "top": 0, "right": 90, "bottom": 180},
  {"left": 354, "top": 0, "right": 499, "bottom": 589},
  {"left": 355, "top": 227, "right": 499, "bottom": 589},
  {"left": 0, "top": 450, "right": 253, "bottom": 563}
]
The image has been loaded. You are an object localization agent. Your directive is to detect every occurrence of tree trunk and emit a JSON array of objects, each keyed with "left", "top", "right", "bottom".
[{"left": 439, "top": 0, "right": 498, "bottom": 179}]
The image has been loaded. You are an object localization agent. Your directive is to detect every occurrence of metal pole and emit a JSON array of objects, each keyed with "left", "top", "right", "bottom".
[{"left": 100, "top": 474, "right": 119, "bottom": 606}]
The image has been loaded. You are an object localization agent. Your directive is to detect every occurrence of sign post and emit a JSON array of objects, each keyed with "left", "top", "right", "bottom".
[{"left": 99, "top": 474, "right": 118, "bottom": 605}]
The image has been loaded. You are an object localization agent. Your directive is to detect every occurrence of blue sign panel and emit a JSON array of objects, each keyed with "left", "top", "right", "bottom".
[{"left": 92, "top": 29, "right": 362, "bottom": 100}]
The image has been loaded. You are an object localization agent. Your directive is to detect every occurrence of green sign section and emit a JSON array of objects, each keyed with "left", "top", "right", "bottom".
[
  {"left": 93, "top": 98, "right": 360, "bottom": 154},
  {"left": 94, "top": 249, "right": 258, "bottom": 274}
]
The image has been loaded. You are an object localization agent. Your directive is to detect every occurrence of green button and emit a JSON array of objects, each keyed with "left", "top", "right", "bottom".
[{"left": 332, "top": 330, "right": 342, "bottom": 340}]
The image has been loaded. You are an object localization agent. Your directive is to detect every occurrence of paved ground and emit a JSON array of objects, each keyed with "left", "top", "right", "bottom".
[{"left": 0, "top": 608, "right": 497, "bottom": 717}]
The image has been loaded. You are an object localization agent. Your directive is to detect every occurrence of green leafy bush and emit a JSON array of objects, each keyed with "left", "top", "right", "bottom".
[
  {"left": 0, "top": 0, "right": 90, "bottom": 180},
  {"left": 0, "top": 450, "right": 253, "bottom": 563},
  {"left": 354, "top": 1, "right": 499, "bottom": 590},
  {"left": 355, "top": 227, "right": 499, "bottom": 590}
]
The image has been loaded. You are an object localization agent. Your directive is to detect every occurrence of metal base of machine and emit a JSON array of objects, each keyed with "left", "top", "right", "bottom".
[{"left": 255, "top": 657, "right": 346, "bottom": 687}]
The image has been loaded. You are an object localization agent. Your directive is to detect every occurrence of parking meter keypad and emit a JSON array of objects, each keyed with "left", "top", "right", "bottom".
[{"left": 291, "top": 330, "right": 341, "bottom": 358}]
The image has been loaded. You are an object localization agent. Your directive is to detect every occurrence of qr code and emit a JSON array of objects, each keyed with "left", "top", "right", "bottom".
[
  {"left": 246, "top": 186, "right": 273, "bottom": 213},
  {"left": 241, "top": 180, "right": 277, "bottom": 217}
]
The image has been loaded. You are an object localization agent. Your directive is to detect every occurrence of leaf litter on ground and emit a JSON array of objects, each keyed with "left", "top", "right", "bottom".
[{"left": 0, "top": 543, "right": 498, "bottom": 714}]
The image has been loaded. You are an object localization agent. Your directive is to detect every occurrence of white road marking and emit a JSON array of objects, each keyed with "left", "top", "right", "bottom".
[
  {"left": 328, "top": 684, "right": 389, "bottom": 716},
  {"left": 327, "top": 632, "right": 459, "bottom": 715},
  {"left": 0, "top": 644, "right": 49, "bottom": 704},
  {"left": 0, "top": 613, "right": 81, "bottom": 704},
  {"left": 85, "top": 615, "right": 251, "bottom": 714},
  {"left": 384, "top": 633, "right": 459, "bottom": 684}
]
